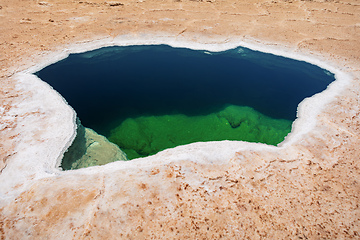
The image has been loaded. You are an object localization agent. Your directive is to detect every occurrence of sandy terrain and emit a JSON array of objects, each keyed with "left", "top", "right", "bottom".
[{"left": 0, "top": 0, "right": 360, "bottom": 238}]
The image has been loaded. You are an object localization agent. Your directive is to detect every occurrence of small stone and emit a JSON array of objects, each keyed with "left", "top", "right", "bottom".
[{"left": 107, "top": 1, "right": 124, "bottom": 6}]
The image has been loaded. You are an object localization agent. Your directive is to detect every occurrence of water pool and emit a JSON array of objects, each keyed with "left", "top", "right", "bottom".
[{"left": 35, "top": 45, "right": 335, "bottom": 168}]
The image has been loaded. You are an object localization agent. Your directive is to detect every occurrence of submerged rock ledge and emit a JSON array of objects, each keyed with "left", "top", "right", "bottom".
[
  {"left": 1, "top": 34, "right": 359, "bottom": 238},
  {"left": 62, "top": 121, "right": 128, "bottom": 170}
]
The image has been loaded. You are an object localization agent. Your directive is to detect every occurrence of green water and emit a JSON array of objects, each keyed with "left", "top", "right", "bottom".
[{"left": 108, "top": 105, "right": 292, "bottom": 159}]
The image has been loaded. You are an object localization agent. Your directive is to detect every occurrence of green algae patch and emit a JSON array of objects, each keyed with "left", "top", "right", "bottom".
[{"left": 108, "top": 105, "right": 292, "bottom": 159}]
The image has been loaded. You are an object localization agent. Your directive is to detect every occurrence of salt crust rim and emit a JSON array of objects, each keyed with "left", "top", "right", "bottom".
[{"left": 1, "top": 33, "right": 353, "bottom": 200}]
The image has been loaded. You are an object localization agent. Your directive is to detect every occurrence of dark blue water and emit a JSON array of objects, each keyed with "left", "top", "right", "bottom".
[{"left": 36, "top": 45, "right": 335, "bottom": 136}]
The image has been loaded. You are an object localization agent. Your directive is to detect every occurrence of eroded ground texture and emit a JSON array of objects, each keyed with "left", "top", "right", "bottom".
[{"left": 0, "top": 0, "right": 360, "bottom": 239}]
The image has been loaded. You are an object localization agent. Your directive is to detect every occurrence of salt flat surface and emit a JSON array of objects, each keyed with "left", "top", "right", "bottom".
[{"left": 0, "top": 0, "right": 359, "bottom": 236}]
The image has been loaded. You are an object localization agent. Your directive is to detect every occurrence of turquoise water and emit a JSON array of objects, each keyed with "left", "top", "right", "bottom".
[{"left": 35, "top": 45, "right": 335, "bottom": 165}]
